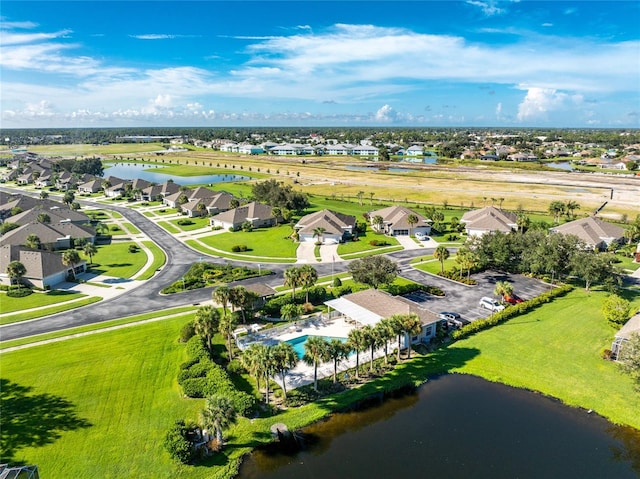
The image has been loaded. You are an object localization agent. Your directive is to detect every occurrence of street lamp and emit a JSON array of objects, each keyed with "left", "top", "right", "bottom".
[{"left": 258, "top": 263, "right": 261, "bottom": 275}]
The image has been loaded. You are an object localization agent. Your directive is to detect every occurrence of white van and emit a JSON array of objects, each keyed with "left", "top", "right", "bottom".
[{"left": 479, "top": 297, "right": 505, "bottom": 312}]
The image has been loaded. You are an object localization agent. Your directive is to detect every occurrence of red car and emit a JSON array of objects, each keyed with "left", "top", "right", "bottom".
[{"left": 503, "top": 294, "right": 524, "bottom": 305}]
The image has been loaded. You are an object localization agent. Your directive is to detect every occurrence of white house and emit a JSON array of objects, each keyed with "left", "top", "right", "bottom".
[
  {"left": 460, "top": 206, "right": 518, "bottom": 237},
  {"left": 406, "top": 145, "right": 424, "bottom": 156}
]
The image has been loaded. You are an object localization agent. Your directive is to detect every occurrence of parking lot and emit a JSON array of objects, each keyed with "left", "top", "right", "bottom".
[{"left": 400, "top": 266, "right": 552, "bottom": 324}]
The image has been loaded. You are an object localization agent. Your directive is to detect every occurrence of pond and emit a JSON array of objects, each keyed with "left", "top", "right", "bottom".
[
  {"left": 547, "top": 161, "right": 575, "bottom": 171},
  {"left": 345, "top": 166, "right": 415, "bottom": 173},
  {"left": 238, "top": 374, "right": 640, "bottom": 479},
  {"left": 103, "top": 163, "right": 251, "bottom": 185}
]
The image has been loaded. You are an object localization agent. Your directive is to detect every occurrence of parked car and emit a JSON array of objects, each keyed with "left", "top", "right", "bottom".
[
  {"left": 479, "top": 297, "right": 505, "bottom": 312},
  {"left": 503, "top": 294, "right": 524, "bottom": 305},
  {"left": 440, "top": 312, "right": 463, "bottom": 329},
  {"left": 415, "top": 232, "right": 429, "bottom": 241}
]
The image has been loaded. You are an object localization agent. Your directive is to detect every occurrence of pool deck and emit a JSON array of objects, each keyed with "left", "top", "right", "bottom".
[{"left": 271, "top": 317, "right": 391, "bottom": 391}]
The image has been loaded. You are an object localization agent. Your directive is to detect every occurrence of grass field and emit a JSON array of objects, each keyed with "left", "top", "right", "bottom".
[
  {"left": 337, "top": 231, "right": 399, "bottom": 255},
  {"left": 135, "top": 241, "right": 167, "bottom": 280},
  {"left": 198, "top": 225, "right": 298, "bottom": 259},
  {"left": 169, "top": 216, "right": 211, "bottom": 232},
  {"left": 412, "top": 255, "right": 458, "bottom": 274},
  {"left": 90, "top": 241, "right": 148, "bottom": 278},
  {"left": 1, "top": 297, "right": 102, "bottom": 325},
  {"left": 0, "top": 290, "right": 87, "bottom": 315},
  {"left": 157, "top": 221, "right": 182, "bottom": 234}
]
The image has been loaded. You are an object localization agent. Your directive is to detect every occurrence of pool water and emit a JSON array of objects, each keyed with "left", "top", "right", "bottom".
[{"left": 285, "top": 335, "right": 347, "bottom": 359}]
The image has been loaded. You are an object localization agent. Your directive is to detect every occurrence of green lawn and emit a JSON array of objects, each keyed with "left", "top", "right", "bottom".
[
  {"left": 121, "top": 222, "right": 141, "bottom": 234},
  {"left": 157, "top": 221, "right": 182, "bottom": 234},
  {"left": 89, "top": 242, "right": 148, "bottom": 278},
  {"left": 135, "top": 241, "right": 167, "bottom": 280},
  {"left": 337, "top": 231, "right": 399, "bottom": 256},
  {"left": 0, "top": 290, "right": 87, "bottom": 315},
  {"left": 412, "top": 255, "right": 458, "bottom": 274},
  {"left": 198, "top": 225, "right": 298, "bottom": 259},
  {"left": 169, "top": 217, "right": 211, "bottom": 232},
  {"left": 1, "top": 297, "right": 102, "bottom": 325},
  {"left": 451, "top": 288, "right": 640, "bottom": 428}
]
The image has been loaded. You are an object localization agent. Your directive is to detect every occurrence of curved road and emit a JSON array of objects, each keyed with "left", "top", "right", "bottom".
[{"left": 1, "top": 196, "right": 427, "bottom": 340}]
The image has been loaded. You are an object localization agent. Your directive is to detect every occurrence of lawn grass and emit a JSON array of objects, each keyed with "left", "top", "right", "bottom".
[
  {"left": 0, "top": 290, "right": 87, "bottom": 314},
  {"left": 0, "top": 306, "right": 198, "bottom": 350},
  {"left": 25, "top": 143, "right": 166, "bottom": 155},
  {"left": 169, "top": 216, "right": 211, "bottom": 232},
  {"left": 185, "top": 240, "right": 296, "bottom": 264},
  {"left": 1, "top": 297, "right": 102, "bottom": 324},
  {"left": 337, "top": 231, "right": 399, "bottom": 255},
  {"left": 157, "top": 221, "right": 181, "bottom": 234},
  {"left": 121, "top": 222, "right": 141, "bottom": 234},
  {"left": 135, "top": 241, "right": 167, "bottom": 280},
  {"left": 89, "top": 241, "right": 148, "bottom": 278},
  {"left": 451, "top": 288, "right": 640, "bottom": 428},
  {"left": 197, "top": 225, "right": 298, "bottom": 259},
  {"left": 339, "top": 246, "right": 404, "bottom": 259},
  {"left": 411, "top": 255, "right": 458, "bottom": 274}
]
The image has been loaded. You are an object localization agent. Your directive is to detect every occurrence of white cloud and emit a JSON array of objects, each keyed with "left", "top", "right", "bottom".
[
  {"left": 129, "top": 34, "right": 199, "bottom": 40},
  {"left": 466, "top": 1, "right": 505, "bottom": 16},
  {"left": 0, "top": 29, "right": 72, "bottom": 45},
  {"left": 495, "top": 102, "right": 503, "bottom": 121},
  {"left": 517, "top": 88, "right": 572, "bottom": 122},
  {"left": 374, "top": 105, "right": 398, "bottom": 122}
]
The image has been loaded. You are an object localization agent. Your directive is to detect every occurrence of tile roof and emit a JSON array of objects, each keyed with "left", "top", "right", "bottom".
[
  {"left": 461, "top": 206, "right": 517, "bottom": 232},
  {"left": 551, "top": 217, "right": 625, "bottom": 246},
  {"left": 370, "top": 205, "right": 429, "bottom": 230},
  {"left": 295, "top": 209, "right": 356, "bottom": 235},
  {"left": 210, "top": 202, "right": 273, "bottom": 224}
]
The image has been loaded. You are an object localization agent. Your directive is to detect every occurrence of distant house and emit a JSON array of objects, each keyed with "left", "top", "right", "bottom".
[
  {"left": 611, "top": 312, "right": 640, "bottom": 360},
  {"left": 369, "top": 205, "right": 431, "bottom": 236},
  {"left": 507, "top": 152, "right": 538, "bottom": 162},
  {"left": 0, "top": 244, "right": 86, "bottom": 288},
  {"left": 5, "top": 205, "right": 90, "bottom": 226},
  {"left": 295, "top": 209, "right": 356, "bottom": 243},
  {"left": 406, "top": 145, "right": 424, "bottom": 156},
  {"left": 461, "top": 206, "right": 518, "bottom": 237},
  {"left": 78, "top": 179, "right": 103, "bottom": 194},
  {"left": 238, "top": 144, "right": 264, "bottom": 155},
  {"left": 210, "top": 202, "right": 274, "bottom": 230},
  {"left": 549, "top": 216, "right": 625, "bottom": 250},
  {"left": 139, "top": 181, "right": 180, "bottom": 201},
  {"left": 325, "top": 289, "right": 440, "bottom": 345},
  {"left": 352, "top": 145, "right": 379, "bottom": 156}
]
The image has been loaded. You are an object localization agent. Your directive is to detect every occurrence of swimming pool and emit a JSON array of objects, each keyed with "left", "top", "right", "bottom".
[{"left": 285, "top": 335, "right": 347, "bottom": 359}]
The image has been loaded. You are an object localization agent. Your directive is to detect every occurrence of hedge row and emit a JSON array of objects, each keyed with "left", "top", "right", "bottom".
[
  {"left": 178, "top": 336, "right": 255, "bottom": 416},
  {"left": 451, "top": 284, "right": 574, "bottom": 340}
]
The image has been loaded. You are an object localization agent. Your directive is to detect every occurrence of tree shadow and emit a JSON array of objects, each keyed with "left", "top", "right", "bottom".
[{"left": 0, "top": 378, "right": 92, "bottom": 463}]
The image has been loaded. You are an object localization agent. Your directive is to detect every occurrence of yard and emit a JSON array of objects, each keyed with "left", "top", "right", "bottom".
[
  {"left": 197, "top": 225, "right": 298, "bottom": 259},
  {"left": 89, "top": 241, "right": 148, "bottom": 278},
  {"left": 168, "top": 216, "right": 211, "bottom": 232},
  {"left": 337, "top": 231, "right": 400, "bottom": 256}
]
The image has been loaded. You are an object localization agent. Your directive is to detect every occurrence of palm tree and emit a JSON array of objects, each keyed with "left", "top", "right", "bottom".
[
  {"left": 6, "top": 260, "right": 26, "bottom": 288},
  {"left": 455, "top": 246, "right": 477, "bottom": 281},
  {"left": 361, "top": 324, "right": 378, "bottom": 371},
  {"left": 326, "top": 339, "right": 349, "bottom": 383},
  {"left": 201, "top": 395, "right": 237, "bottom": 446},
  {"left": 283, "top": 266, "right": 302, "bottom": 302},
  {"left": 212, "top": 286, "right": 231, "bottom": 317},
  {"left": 280, "top": 303, "right": 303, "bottom": 322},
  {"left": 303, "top": 336, "right": 329, "bottom": 391},
  {"left": 369, "top": 192, "right": 375, "bottom": 205},
  {"left": 493, "top": 280, "right": 513, "bottom": 299},
  {"left": 272, "top": 206, "right": 281, "bottom": 226},
  {"left": 39, "top": 190, "right": 49, "bottom": 200},
  {"left": 229, "top": 286, "right": 249, "bottom": 322},
  {"left": 82, "top": 242, "right": 98, "bottom": 264},
  {"left": 299, "top": 264, "right": 318, "bottom": 303},
  {"left": 565, "top": 200, "right": 580, "bottom": 219},
  {"left": 261, "top": 346, "right": 278, "bottom": 405},
  {"left": 218, "top": 313, "right": 238, "bottom": 360},
  {"left": 548, "top": 201, "right": 565, "bottom": 224},
  {"left": 196, "top": 201, "right": 208, "bottom": 216},
  {"left": 241, "top": 343, "right": 265, "bottom": 392},
  {"left": 61, "top": 249, "right": 81, "bottom": 280},
  {"left": 433, "top": 245, "right": 450, "bottom": 274},
  {"left": 25, "top": 234, "right": 41, "bottom": 250},
  {"left": 372, "top": 215, "right": 384, "bottom": 233},
  {"left": 272, "top": 342, "right": 298, "bottom": 399},
  {"left": 407, "top": 214, "right": 419, "bottom": 236},
  {"left": 398, "top": 313, "right": 422, "bottom": 359},
  {"left": 347, "top": 328, "right": 367, "bottom": 380},
  {"left": 516, "top": 214, "right": 530, "bottom": 233},
  {"left": 312, "top": 227, "right": 326, "bottom": 244},
  {"left": 375, "top": 318, "right": 395, "bottom": 364},
  {"left": 356, "top": 191, "right": 365, "bottom": 206},
  {"left": 194, "top": 305, "right": 220, "bottom": 355},
  {"left": 498, "top": 198, "right": 505, "bottom": 209}
]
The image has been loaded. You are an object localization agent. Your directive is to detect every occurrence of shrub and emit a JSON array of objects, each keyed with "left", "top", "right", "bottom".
[
  {"left": 110, "top": 225, "right": 121, "bottom": 231},
  {"left": 332, "top": 277, "right": 342, "bottom": 287},
  {"left": 302, "top": 302, "right": 315, "bottom": 313},
  {"left": 231, "top": 244, "right": 249, "bottom": 252},
  {"left": 177, "top": 219, "right": 195, "bottom": 226},
  {"left": 128, "top": 244, "right": 139, "bottom": 253},
  {"left": 163, "top": 420, "right": 196, "bottom": 464},
  {"left": 179, "top": 321, "right": 195, "bottom": 342},
  {"left": 7, "top": 287, "right": 33, "bottom": 298}
]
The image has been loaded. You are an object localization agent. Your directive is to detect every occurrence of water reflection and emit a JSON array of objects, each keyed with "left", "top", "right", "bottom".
[
  {"left": 103, "top": 163, "right": 250, "bottom": 185},
  {"left": 238, "top": 375, "right": 640, "bottom": 479}
]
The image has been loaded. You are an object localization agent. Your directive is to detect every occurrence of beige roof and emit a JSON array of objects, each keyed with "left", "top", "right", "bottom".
[
  {"left": 0, "top": 244, "right": 79, "bottom": 280},
  {"left": 461, "top": 206, "right": 517, "bottom": 232},
  {"left": 296, "top": 209, "right": 356, "bottom": 235},
  {"left": 0, "top": 222, "right": 95, "bottom": 247},
  {"left": 551, "top": 217, "right": 625, "bottom": 246},
  {"left": 370, "top": 205, "right": 429, "bottom": 230},
  {"left": 205, "top": 192, "right": 236, "bottom": 210},
  {"left": 211, "top": 202, "right": 273, "bottom": 224},
  {"left": 6, "top": 206, "right": 89, "bottom": 225},
  {"left": 242, "top": 282, "right": 277, "bottom": 298},
  {"left": 616, "top": 312, "right": 640, "bottom": 340}
]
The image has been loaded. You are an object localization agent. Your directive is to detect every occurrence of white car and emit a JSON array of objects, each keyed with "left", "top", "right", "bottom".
[
  {"left": 415, "top": 233, "right": 429, "bottom": 241},
  {"left": 479, "top": 297, "right": 505, "bottom": 312}
]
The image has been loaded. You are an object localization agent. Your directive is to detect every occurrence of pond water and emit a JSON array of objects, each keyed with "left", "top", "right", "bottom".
[
  {"left": 238, "top": 374, "right": 640, "bottom": 479},
  {"left": 103, "top": 163, "right": 250, "bottom": 185},
  {"left": 547, "top": 161, "right": 575, "bottom": 171},
  {"left": 345, "top": 166, "right": 415, "bottom": 173}
]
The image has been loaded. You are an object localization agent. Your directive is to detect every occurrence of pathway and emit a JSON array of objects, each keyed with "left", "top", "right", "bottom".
[{"left": 296, "top": 241, "right": 318, "bottom": 264}]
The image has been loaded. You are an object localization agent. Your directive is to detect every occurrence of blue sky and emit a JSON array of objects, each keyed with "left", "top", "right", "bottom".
[{"left": 1, "top": 1, "right": 639, "bottom": 128}]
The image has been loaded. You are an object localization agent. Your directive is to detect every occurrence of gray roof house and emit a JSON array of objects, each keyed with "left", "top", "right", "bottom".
[
  {"left": 78, "top": 178, "right": 104, "bottom": 194},
  {"left": 5, "top": 206, "right": 90, "bottom": 226},
  {"left": 0, "top": 244, "right": 87, "bottom": 288},
  {"left": 549, "top": 217, "right": 625, "bottom": 250},
  {"left": 0, "top": 222, "right": 96, "bottom": 250},
  {"left": 611, "top": 312, "right": 640, "bottom": 360},
  {"left": 210, "top": 202, "right": 274, "bottom": 230},
  {"left": 369, "top": 205, "right": 431, "bottom": 236},
  {"left": 295, "top": 209, "right": 356, "bottom": 243},
  {"left": 461, "top": 206, "right": 518, "bottom": 237}
]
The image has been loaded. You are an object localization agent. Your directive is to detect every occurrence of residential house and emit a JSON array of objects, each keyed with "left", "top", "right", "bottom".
[
  {"left": 325, "top": 289, "right": 441, "bottom": 345},
  {"left": 0, "top": 221, "right": 96, "bottom": 250},
  {"left": 0, "top": 194, "right": 60, "bottom": 220},
  {"left": 549, "top": 216, "right": 625, "bottom": 250},
  {"left": 508, "top": 152, "right": 538, "bottom": 162},
  {"left": 238, "top": 144, "right": 264, "bottom": 155},
  {"left": 611, "top": 312, "right": 640, "bottom": 360},
  {"left": 295, "top": 209, "right": 356, "bottom": 243},
  {"left": 352, "top": 145, "right": 379, "bottom": 156},
  {"left": 34, "top": 170, "right": 53, "bottom": 188},
  {"left": 210, "top": 202, "right": 274, "bottom": 230},
  {"left": 0, "top": 244, "right": 87, "bottom": 288},
  {"left": 369, "top": 205, "right": 431, "bottom": 236},
  {"left": 77, "top": 179, "right": 104, "bottom": 194},
  {"left": 5, "top": 205, "right": 90, "bottom": 226},
  {"left": 405, "top": 145, "right": 424, "bottom": 156},
  {"left": 16, "top": 172, "right": 35, "bottom": 185},
  {"left": 325, "top": 144, "right": 353, "bottom": 155},
  {"left": 460, "top": 206, "right": 518, "bottom": 237},
  {"left": 139, "top": 181, "right": 180, "bottom": 201}
]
